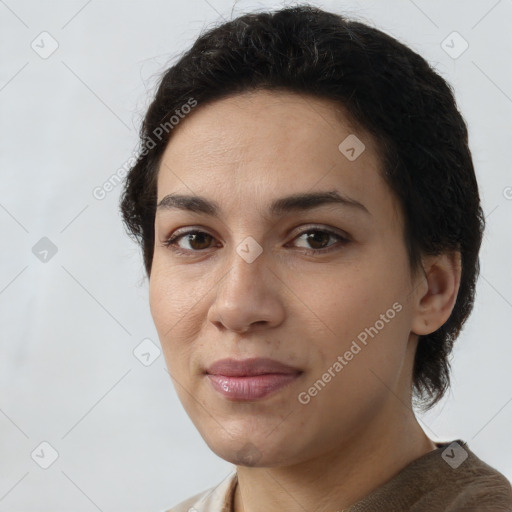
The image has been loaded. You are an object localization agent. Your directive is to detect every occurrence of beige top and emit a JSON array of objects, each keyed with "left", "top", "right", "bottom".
[{"left": 166, "top": 440, "right": 512, "bottom": 512}]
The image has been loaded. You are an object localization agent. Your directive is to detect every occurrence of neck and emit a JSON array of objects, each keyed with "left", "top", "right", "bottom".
[{"left": 233, "top": 404, "right": 437, "bottom": 512}]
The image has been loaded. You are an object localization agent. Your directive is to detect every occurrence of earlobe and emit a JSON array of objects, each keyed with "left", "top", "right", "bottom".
[{"left": 410, "top": 251, "right": 462, "bottom": 336}]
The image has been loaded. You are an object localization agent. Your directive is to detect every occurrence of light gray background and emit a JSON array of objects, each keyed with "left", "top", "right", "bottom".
[{"left": 1, "top": 0, "right": 511, "bottom": 510}]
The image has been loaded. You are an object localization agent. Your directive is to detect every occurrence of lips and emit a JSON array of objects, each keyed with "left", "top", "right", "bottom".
[
  {"left": 205, "top": 357, "right": 303, "bottom": 400},
  {"left": 205, "top": 357, "right": 302, "bottom": 377}
]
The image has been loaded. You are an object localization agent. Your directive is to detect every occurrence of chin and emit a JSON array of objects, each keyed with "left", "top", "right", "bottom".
[{"left": 202, "top": 429, "right": 299, "bottom": 468}]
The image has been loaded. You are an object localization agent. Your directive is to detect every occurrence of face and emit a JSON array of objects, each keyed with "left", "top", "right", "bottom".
[{"left": 150, "top": 90, "right": 421, "bottom": 467}]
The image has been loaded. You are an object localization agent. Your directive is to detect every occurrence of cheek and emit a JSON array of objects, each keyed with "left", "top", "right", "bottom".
[
  {"left": 149, "top": 274, "right": 174, "bottom": 331},
  {"left": 293, "top": 270, "right": 375, "bottom": 340},
  {"left": 299, "top": 261, "right": 409, "bottom": 363},
  {"left": 149, "top": 266, "right": 208, "bottom": 370},
  {"left": 149, "top": 261, "right": 196, "bottom": 324},
  {"left": 297, "top": 298, "right": 409, "bottom": 437}
]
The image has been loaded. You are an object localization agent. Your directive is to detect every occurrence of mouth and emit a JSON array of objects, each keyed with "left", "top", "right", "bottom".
[{"left": 205, "top": 357, "right": 303, "bottom": 401}]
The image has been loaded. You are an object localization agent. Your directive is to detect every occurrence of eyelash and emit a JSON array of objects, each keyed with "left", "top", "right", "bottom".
[{"left": 160, "top": 226, "right": 349, "bottom": 257}]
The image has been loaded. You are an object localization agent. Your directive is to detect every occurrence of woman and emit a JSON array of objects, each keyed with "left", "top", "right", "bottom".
[{"left": 120, "top": 5, "right": 512, "bottom": 511}]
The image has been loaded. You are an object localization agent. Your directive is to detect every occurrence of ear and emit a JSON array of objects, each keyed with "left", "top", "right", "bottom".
[{"left": 410, "top": 251, "right": 462, "bottom": 336}]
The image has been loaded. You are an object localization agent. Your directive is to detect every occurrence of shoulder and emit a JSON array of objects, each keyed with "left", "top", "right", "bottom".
[
  {"left": 347, "top": 440, "right": 512, "bottom": 512},
  {"left": 411, "top": 440, "right": 512, "bottom": 511},
  {"left": 441, "top": 443, "right": 512, "bottom": 511},
  {"left": 164, "top": 472, "right": 238, "bottom": 512}
]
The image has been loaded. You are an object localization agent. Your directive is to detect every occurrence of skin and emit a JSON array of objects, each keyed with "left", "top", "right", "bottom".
[{"left": 149, "top": 90, "right": 461, "bottom": 512}]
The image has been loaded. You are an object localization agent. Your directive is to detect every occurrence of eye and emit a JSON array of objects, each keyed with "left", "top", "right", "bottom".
[
  {"left": 288, "top": 227, "right": 349, "bottom": 254},
  {"left": 160, "top": 226, "right": 349, "bottom": 256},
  {"left": 160, "top": 229, "right": 217, "bottom": 254}
]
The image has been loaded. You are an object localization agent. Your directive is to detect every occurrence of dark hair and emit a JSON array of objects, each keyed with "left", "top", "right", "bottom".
[{"left": 120, "top": 4, "right": 485, "bottom": 411}]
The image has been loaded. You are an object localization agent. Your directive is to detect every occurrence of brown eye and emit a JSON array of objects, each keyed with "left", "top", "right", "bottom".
[
  {"left": 162, "top": 230, "right": 216, "bottom": 251},
  {"left": 292, "top": 228, "right": 348, "bottom": 253},
  {"left": 303, "top": 231, "right": 332, "bottom": 250},
  {"left": 183, "top": 232, "right": 214, "bottom": 250}
]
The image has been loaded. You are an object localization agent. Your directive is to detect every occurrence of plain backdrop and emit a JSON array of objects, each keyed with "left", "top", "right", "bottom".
[{"left": 1, "top": 0, "right": 511, "bottom": 510}]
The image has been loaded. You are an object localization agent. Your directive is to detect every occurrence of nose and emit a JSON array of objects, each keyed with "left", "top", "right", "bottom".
[{"left": 207, "top": 244, "right": 285, "bottom": 334}]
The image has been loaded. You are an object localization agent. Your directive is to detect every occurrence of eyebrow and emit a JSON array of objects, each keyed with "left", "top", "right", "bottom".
[{"left": 156, "top": 190, "right": 371, "bottom": 218}]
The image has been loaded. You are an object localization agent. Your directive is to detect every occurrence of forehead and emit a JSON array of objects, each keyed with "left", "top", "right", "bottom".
[{"left": 156, "top": 90, "right": 400, "bottom": 226}]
